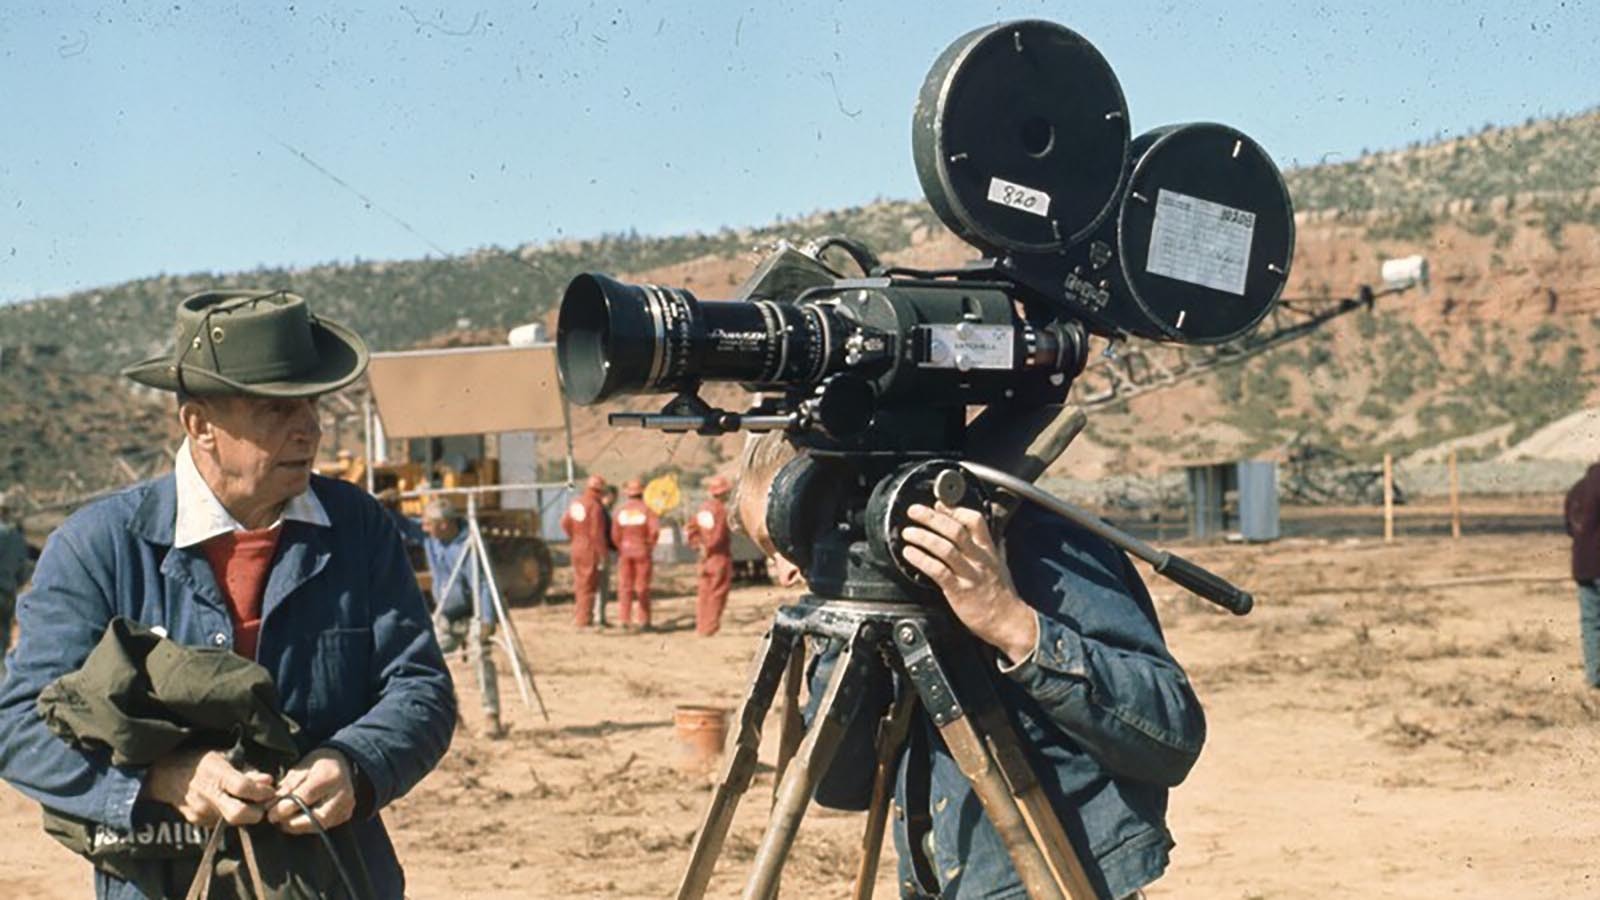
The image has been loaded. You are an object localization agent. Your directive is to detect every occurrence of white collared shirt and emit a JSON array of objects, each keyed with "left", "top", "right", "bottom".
[{"left": 173, "top": 439, "right": 330, "bottom": 549}]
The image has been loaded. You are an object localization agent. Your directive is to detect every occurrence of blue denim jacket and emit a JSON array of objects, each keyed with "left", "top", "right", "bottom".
[
  {"left": 813, "top": 504, "right": 1205, "bottom": 899},
  {"left": 0, "top": 474, "right": 457, "bottom": 899}
]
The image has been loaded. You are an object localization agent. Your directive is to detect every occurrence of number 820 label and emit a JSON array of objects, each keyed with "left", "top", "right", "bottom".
[{"left": 985, "top": 177, "right": 1051, "bottom": 218}]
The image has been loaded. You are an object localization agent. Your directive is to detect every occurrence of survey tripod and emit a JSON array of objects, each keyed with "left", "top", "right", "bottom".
[
  {"left": 407, "top": 485, "right": 550, "bottom": 723},
  {"left": 673, "top": 457, "right": 1253, "bottom": 900}
]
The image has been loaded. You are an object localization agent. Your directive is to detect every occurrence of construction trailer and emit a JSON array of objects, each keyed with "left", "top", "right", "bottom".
[{"left": 357, "top": 341, "right": 577, "bottom": 605}]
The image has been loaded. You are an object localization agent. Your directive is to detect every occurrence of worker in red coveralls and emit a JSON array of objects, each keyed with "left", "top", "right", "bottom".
[
  {"left": 561, "top": 474, "right": 608, "bottom": 628},
  {"left": 686, "top": 475, "right": 734, "bottom": 636},
  {"left": 611, "top": 479, "right": 661, "bottom": 631}
]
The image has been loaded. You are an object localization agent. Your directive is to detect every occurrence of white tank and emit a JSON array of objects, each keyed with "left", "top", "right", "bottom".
[
  {"left": 506, "top": 322, "right": 548, "bottom": 346},
  {"left": 1380, "top": 255, "right": 1429, "bottom": 291}
]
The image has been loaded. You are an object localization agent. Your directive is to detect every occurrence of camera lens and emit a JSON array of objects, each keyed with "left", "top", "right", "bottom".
[
  {"left": 556, "top": 273, "right": 835, "bottom": 404},
  {"left": 557, "top": 274, "right": 688, "bottom": 405}
]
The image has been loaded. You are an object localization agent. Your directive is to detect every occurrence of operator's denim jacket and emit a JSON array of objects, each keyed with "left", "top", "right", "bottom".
[
  {"left": 0, "top": 474, "right": 457, "bottom": 899},
  {"left": 813, "top": 505, "right": 1205, "bottom": 899}
]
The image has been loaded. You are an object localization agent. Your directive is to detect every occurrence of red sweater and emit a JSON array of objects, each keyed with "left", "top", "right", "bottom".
[{"left": 201, "top": 526, "right": 282, "bottom": 659}]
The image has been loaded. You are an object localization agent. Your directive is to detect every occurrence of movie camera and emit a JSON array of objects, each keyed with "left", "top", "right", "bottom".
[
  {"left": 555, "top": 20, "right": 1291, "bottom": 898},
  {"left": 555, "top": 19, "right": 1290, "bottom": 610}
]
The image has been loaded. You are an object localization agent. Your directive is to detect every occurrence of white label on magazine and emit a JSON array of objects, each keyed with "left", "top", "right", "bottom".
[
  {"left": 985, "top": 177, "right": 1051, "bottom": 217},
  {"left": 1146, "top": 189, "right": 1255, "bottom": 296}
]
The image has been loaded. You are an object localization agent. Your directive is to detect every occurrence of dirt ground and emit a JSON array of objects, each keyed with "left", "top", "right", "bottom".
[{"left": 2, "top": 528, "right": 1597, "bottom": 898}]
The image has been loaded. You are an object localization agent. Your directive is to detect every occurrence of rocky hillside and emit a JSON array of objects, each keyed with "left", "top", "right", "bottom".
[
  {"left": 4, "top": 109, "right": 1600, "bottom": 499},
  {"left": 0, "top": 203, "right": 942, "bottom": 375}
]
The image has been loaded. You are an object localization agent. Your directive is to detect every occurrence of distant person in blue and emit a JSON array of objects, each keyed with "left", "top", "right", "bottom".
[
  {"left": 0, "top": 492, "right": 33, "bottom": 672},
  {"left": 390, "top": 496, "right": 505, "bottom": 737}
]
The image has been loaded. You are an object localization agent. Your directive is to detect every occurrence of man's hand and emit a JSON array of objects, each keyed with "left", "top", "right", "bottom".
[
  {"left": 900, "top": 502, "right": 1039, "bottom": 664},
  {"left": 266, "top": 747, "right": 358, "bottom": 835},
  {"left": 143, "top": 748, "right": 275, "bottom": 827}
]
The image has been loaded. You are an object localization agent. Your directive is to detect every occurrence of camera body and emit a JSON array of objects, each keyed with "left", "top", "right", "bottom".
[{"left": 559, "top": 245, "right": 1088, "bottom": 455}]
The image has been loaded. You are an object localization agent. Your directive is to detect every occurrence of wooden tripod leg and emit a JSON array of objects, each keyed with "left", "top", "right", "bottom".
[
  {"left": 896, "top": 621, "right": 1095, "bottom": 900},
  {"left": 676, "top": 627, "right": 797, "bottom": 900},
  {"left": 935, "top": 716, "right": 1069, "bottom": 900},
  {"left": 755, "top": 643, "right": 809, "bottom": 900},
  {"left": 851, "top": 689, "right": 919, "bottom": 900},
  {"left": 773, "top": 642, "right": 806, "bottom": 794},
  {"left": 741, "top": 632, "right": 869, "bottom": 900},
  {"left": 972, "top": 704, "right": 1100, "bottom": 900}
]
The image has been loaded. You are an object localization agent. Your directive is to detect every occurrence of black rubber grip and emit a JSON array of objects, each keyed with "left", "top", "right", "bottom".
[{"left": 1155, "top": 553, "right": 1254, "bottom": 615}]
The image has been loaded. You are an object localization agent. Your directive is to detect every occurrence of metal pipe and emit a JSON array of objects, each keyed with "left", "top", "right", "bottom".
[{"left": 960, "top": 461, "right": 1253, "bottom": 615}]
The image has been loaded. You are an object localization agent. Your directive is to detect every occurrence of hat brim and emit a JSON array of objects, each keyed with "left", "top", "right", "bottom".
[{"left": 122, "top": 317, "right": 369, "bottom": 398}]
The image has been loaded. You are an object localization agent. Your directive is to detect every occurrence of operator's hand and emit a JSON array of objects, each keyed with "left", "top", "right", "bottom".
[
  {"left": 374, "top": 487, "right": 401, "bottom": 505},
  {"left": 901, "top": 502, "right": 1039, "bottom": 665},
  {"left": 266, "top": 747, "right": 358, "bottom": 835},
  {"left": 143, "top": 748, "right": 275, "bottom": 827}
]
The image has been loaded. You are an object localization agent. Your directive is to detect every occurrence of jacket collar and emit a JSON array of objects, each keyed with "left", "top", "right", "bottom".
[
  {"left": 129, "top": 464, "right": 333, "bottom": 550},
  {"left": 130, "top": 471, "right": 336, "bottom": 624},
  {"left": 171, "top": 440, "right": 329, "bottom": 547}
]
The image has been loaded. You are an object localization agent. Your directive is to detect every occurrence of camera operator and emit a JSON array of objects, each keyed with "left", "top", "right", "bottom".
[{"left": 738, "top": 433, "right": 1206, "bottom": 899}]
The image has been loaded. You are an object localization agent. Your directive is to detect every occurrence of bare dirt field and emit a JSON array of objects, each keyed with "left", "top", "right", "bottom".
[{"left": 2, "top": 528, "right": 1597, "bottom": 898}]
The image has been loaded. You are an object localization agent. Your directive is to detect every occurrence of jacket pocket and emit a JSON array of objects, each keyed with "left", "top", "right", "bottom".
[{"left": 309, "top": 627, "right": 373, "bottom": 729}]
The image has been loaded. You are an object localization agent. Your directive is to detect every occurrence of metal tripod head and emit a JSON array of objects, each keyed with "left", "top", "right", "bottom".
[{"left": 764, "top": 403, "right": 1255, "bottom": 617}]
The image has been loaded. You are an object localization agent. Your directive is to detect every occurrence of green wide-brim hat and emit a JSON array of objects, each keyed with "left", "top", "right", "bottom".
[{"left": 122, "top": 289, "right": 369, "bottom": 398}]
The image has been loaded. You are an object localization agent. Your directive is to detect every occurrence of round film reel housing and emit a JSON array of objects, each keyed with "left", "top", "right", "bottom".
[
  {"left": 913, "top": 20, "right": 1130, "bottom": 255},
  {"left": 1114, "top": 123, "right": 1295, "bottom": 344},
  {"left": 865, "top": 459, "right": 993, "bottom": 594}
]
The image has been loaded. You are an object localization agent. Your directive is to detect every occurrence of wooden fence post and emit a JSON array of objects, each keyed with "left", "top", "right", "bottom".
[
  {"left": 1449, "top": 449, "right": 1462, "bottom": 540},
  {"left": 1383, "top": 453, "right": 1395, "bottom": 543}
]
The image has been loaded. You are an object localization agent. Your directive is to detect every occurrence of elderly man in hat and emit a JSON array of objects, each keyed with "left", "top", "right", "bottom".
[
  {"left": 610, "top": 478, "right": 661, "bottom": 631},
  {"left": 561, "top": 473, "right": 609, "bottom": 627},
  {"left": 685, "top": 475, "right": 734, "bottom": 637},
  {"left": 390, "top": 497, "right": 504, "bottom": 737},
  {"left": 0, "top": 290, "right": 456, "bottom": 899}
]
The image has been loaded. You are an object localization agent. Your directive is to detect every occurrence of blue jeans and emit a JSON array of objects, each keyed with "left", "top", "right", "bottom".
[{"left": 1580, "top": 581, "right": 1600, "bottom": 687}]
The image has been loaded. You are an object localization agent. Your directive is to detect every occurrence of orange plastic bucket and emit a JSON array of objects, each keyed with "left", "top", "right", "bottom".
[{"left": 673, "top": 704, "right": 730, "bottom": 775}]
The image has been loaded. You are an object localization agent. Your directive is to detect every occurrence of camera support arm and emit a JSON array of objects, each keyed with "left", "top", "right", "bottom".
[{"left": 960, "top": 461, "right": 1254, "bottom": 615}]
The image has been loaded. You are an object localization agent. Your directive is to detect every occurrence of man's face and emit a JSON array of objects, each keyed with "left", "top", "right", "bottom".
[
  {"left": 190, "top": 394, "right": 323, "bottom": 509},
  {"left": 422, "top": 514, "right": 458, "bottom": 542},
  {"left": 733, "top": 433, "right": 806, "bottom": 588},
  {"left": 734, "top": 432, "right": 800, "bottom": 557}
]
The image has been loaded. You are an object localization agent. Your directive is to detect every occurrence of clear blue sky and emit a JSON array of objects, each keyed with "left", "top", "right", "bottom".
[{"left": 1, "top": 0, "right": 1595, "bottom": 303}]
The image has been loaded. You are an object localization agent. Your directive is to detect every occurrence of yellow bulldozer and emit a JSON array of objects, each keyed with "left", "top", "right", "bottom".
[{"left": 332, "top": 338, "right": 577, "bottom": 606}]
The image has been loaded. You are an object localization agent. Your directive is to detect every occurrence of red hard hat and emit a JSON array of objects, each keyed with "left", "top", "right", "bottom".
[{"left": 624, "top": 478, "right": 644, "bottom": 496}]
